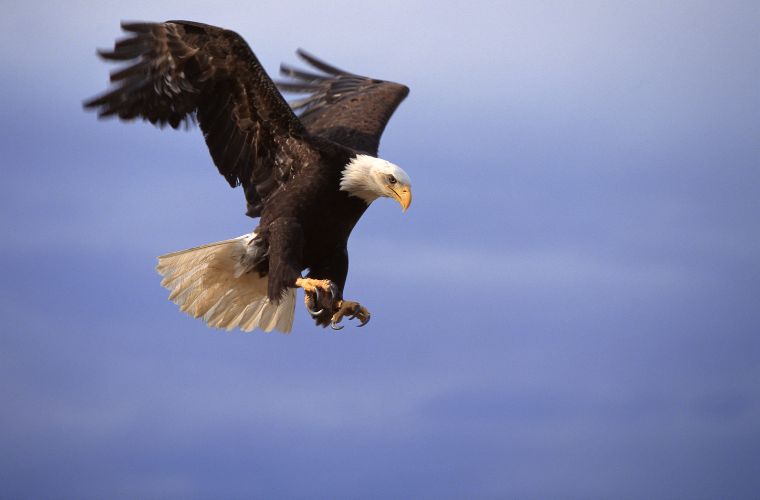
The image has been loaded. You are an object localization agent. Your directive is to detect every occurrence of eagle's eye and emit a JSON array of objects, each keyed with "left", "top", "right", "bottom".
[{"left": 387, "top": 175, "right": 397, "bottom": 184}]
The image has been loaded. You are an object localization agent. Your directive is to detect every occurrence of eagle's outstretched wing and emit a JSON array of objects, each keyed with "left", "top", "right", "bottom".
[
  {"left": 84, "top": 21, "right": 318, "bottom": 217},
  {"left": 276, "top": 50, "right": 409, "bottom": 156}
]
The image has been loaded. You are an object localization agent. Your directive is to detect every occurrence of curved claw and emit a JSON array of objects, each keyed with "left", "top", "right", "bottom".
[
  {"left": 306, "top": 289, "right": 324, "bottom": 316},
  {"left": 357, "top": 315, "right": 370, "bottom": 327},
  {"left": 330, "top": 321, "right": 344, "bottom": 331},
  {"left": 330, "top": 281, "right": 338, "bottom": 301}
]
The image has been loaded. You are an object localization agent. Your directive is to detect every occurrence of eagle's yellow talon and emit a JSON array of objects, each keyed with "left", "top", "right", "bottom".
[
  {"left": 304, "top": 292, "right": 323, "bottom": 316},
  {"left": 331, "top": 300, "right": 370, "bottom": 329},
  {"left": 297, "top": 277, "right": 340, "bottom": 320},
  {"left": 296, "top": 279, "right": 370, "bottom": 329},
  {"left": 295, "top": 278, "right": 333, "bottom": 295}
]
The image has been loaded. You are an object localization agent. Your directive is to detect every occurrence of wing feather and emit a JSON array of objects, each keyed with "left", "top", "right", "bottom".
[
  {"left": 276, "top": 49, "right": 409, "bottom": 155},
  {"left": 85, "top": 21, "right": 318, "bottom": 217}
]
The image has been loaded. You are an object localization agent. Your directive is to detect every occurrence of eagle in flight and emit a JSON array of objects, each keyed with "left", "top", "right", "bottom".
[{"left": 85, "top": 21, "right": 412, "bottom": 333}]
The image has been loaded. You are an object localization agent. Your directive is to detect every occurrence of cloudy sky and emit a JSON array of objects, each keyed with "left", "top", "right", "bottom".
[{"left": 2, "top": 1, "right": 759, "bottom": 498}]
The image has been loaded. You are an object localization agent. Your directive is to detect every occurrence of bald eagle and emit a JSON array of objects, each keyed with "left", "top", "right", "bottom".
[{"left": 84, "top": 21, "right": 412, "bottom": 333}]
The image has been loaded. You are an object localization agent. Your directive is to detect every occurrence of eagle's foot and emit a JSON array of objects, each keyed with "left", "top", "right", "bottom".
[
  {"left": 296, "top": 278, "right": 338, "bottom": 317},
  {"left": 329, "top": 300, "right": 371, "bottom": 330}
]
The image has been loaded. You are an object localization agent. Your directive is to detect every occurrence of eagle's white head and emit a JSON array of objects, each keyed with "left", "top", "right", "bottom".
[{"left": 340, "top": 154, "right": 413, "bottom": 211}]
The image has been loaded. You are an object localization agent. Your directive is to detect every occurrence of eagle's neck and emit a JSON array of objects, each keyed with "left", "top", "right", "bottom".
[{"left": 339, "top": 155, "right": 381, "bottom": 205}]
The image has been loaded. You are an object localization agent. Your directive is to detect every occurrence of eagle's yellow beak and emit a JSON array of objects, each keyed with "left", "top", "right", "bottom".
[{"left": 392, "top": 186, "right": 412, "bottom": 212}]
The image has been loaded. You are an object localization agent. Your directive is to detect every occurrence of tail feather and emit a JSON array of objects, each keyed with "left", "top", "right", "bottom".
[
  {"left": 156, "top": 234, "right": 296, "bottom": 333},
  {"left": 183, "top": 286, "right": 220, "bottom": 318}
]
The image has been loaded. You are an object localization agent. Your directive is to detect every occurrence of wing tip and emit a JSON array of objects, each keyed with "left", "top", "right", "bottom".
[
  {"left": 120, "top": 21, "right": 155, "bottom": 33},
  {"left": 294, "top": 48, "right": 347, "bottom": 76}
]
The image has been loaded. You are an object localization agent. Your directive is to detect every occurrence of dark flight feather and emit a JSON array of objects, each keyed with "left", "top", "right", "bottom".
[
  {"left": 84, "top": 20, "right": 318, "bottom": 217},
  {"left": 276, "top": 49, "right": 409, "bottom": 155}
]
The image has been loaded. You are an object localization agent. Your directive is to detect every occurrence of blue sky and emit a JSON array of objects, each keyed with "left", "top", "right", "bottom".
[{"left": 2, "top": 1, "right": 759, "bottom": 498}]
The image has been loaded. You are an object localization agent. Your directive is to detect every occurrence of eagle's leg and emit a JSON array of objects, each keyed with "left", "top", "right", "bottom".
[
  {"left": 295, "top": 278, "right": 338, "bottom": 317},
  {"left": 294, "top": 278, "right": 370, "bottom": 329},
  {"left": 330, "top": 300, "right": 371, "bottom": 330}
]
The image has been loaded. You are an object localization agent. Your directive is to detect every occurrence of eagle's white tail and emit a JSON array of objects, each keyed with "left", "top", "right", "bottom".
[{"left": 156, "top": 234, "right": 296, "bottom": 333}]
